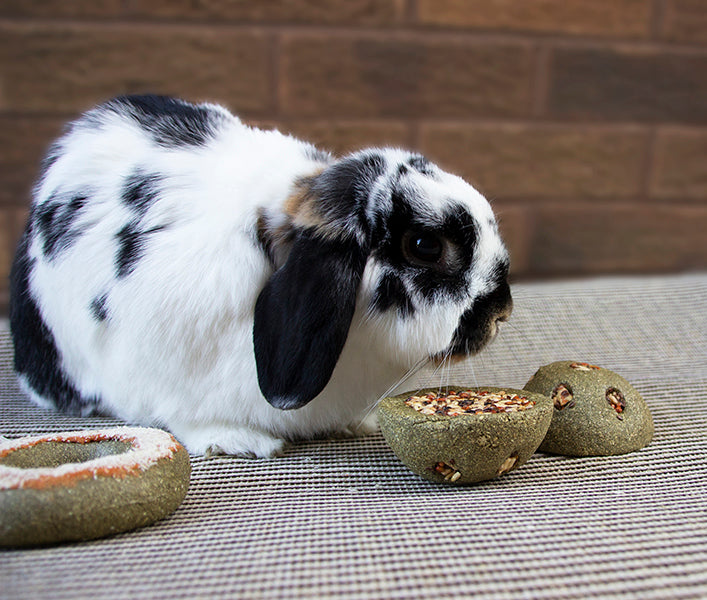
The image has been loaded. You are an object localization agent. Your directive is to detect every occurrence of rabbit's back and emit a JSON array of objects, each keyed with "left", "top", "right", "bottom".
[{"left": 11, "top": 95, "right": 324, "bottom": 427}]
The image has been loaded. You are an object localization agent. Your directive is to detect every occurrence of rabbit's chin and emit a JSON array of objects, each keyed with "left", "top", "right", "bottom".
[
  {"left": 428, "top": 340, "right": 488, "bottom": 365},
  {"left": 429, "top": 316, "right": 507, "bottom": 365}
]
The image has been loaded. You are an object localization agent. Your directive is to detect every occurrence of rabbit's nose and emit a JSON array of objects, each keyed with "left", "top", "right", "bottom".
[
  {"left": 494, "top": 294, "right": 513, "bottom": 325},
  {"left": 495, "top": 309, "right": 511, "bottom": 327}
]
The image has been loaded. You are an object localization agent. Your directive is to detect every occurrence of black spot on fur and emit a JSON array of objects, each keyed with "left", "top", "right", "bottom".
[
  {"left": 439, "top": 203, "right": 479, "bottom": 267},
  {"left": 375, "top": 192, "right": 478, "bottom": 303},
  {"left": 35, "top": 193, "right": 88, "bottom": 259},
  {"left": 10, "top": 226, "right": 99, "bottom": 414},
  {"left": 449, "top": 277, "right": 512, "bottom": 356},
  {"left": 35, "top": 203, "right": 59, "bottom": 252},
  {"left": 122, "top": 170, "right": 162, "bottom": 216},
  {"left": 371, "top": 272, "right": 415, "bottom": 317},
  {"left": 117, "top": 168, "right": 168, "bottom": 277},
  {"left": 304, "top": 145, "right": 332, "bottom": 163},
  {"left": 311, "top": 152, "right": 387, "bottom": 237},
  {"left": 109, "top": 94, "right": 226, "bottom": 148},
  {"left": 407, "top": 155, "right": 436, "bottom": 177},
  {"left": 415, "top": 204, "right": 478, "bottom": 302},
  {"left": 90, "top": 293, "right": 109, "bottom": 322},
  {"left": 115, "top": 222, "right": 166, "bottom": 278},
  {"left": 115, "top": 223, "right": 144, "bottom": 278}
]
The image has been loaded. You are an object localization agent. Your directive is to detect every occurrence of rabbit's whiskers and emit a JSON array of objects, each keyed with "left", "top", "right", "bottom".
[
  {"left": 356, "top": 355, "right": 432, "bottom": 429},
  {"left": 436, "top": 349, "right": 454, "bottom": 396}
]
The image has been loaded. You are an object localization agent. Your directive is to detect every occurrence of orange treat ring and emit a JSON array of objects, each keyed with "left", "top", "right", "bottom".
[{"left": 0, "top": 427, "right": 190, "bottom": 547}]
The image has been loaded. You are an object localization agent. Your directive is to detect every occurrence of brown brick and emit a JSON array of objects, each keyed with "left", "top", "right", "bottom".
[
  {"left": 127, "top": 0, "right": 405, "bottom": 25},
  {"left": 281, "top": 121, "right": 411, "bottom": 156},
  {"left": 0, "top": 0, "right": 124, "bottom": 18},
  {"left": 418, "top": 0, "right": 652, "bottom": 38},
  {"left": 527, "top": 203, "right": 707, "bottom": 275},
  {"left": 651, "top": 128, "right": 707, "bottom": 199},
  {"left": 281, "top": 34, "right": 536, "bottom": 118},
  {"left": 547, "top": 47, "right": 707, "bottom": 124},
  {"left": 0, "top": 116, "right": 65, "bottom": 206},
  {"left": 420, "top": 124, "right": 649, "bottom": 199},
  {"left": 0, "top": 23, "right": 272, "bottom": 115},
  {"left": 662, "top": 0, "right": 707, "bottom": 45},
  {"left": 493, "top": 204, "right": 533, "bottom": 276},
  {"left": 0, "top": 0, "right": 405, "bottom": 23}
]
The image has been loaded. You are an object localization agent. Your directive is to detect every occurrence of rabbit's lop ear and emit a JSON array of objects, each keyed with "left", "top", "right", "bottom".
[{"left": 253, "top": 154, "right": 385, "bottom": 410}]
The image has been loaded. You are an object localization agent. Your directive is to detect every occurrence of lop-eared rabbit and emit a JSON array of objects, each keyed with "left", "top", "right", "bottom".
[{"left": 11, "top": 95, "right": 512, "bottom": 457}]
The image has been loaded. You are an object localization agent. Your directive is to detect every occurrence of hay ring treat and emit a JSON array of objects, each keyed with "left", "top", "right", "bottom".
[
  {"left": 378, "top": 387, "right": 553, "bottom": 485},
  {"left": 0, "top": 427, "right": 190, "bottom": 547},
  {"left": 524, "top": 361, "right": 654, "bottom": 456}
]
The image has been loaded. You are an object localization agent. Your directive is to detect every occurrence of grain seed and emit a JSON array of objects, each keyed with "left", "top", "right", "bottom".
[{"left": 405, "top": 390, "right": 534, "bottom": 416}]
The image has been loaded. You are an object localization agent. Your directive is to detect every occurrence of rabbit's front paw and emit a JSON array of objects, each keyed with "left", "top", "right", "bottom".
[{"left": 171, "top": 423, "right": 286, "bottom": 458}]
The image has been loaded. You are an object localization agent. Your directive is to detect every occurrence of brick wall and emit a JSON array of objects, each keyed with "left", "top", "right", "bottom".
[{"left": 1, "top": 1, "right": 706, "bottom": 312}]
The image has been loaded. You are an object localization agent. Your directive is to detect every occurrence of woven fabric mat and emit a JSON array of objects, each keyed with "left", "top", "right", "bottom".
[{"left": 2, "top": 274, "right": 706, "bottom": 600}]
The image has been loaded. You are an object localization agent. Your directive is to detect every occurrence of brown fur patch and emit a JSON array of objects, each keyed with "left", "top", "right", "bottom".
[
  {"left": 284, "top": 169, "right": 336, "bottom": 234},
  {"left": 283, "top": 177, "right": 311, "bottom": 217},
  {"left": 256, "top": 209, "right": 295, "bottom": 269}
]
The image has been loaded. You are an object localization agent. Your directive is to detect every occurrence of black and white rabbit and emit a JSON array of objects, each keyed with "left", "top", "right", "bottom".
[{"left": 10, "top": 95, "right": 512, "bottom": 457}]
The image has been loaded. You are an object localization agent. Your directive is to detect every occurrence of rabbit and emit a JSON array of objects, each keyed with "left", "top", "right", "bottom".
[{"left": 10, "top": 94, "right": 512, "bottom": 457}]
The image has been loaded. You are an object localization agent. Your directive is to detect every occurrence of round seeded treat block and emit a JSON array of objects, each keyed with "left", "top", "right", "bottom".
[
  {"left": 0, "top": 427, "right": 191, "bottom": 547},
  {"left": 378, "top": 387, "right": 553, "bottom": 485},
  {"left": 524, "top": 361, "right": 654, "bottom": 457}
]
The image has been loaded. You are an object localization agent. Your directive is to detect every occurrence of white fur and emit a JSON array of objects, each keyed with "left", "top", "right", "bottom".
[{"left": 21, "top": 98, "right": 509, "bottom": 456}]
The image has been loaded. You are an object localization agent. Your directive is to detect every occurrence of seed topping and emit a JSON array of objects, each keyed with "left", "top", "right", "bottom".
[
  {"left": 405, "top": 390, "right": 534, "bottom": 416},
  {"left": 570, "top": 362, "right": 601, "bottom": 371},
  {"left": 434, "top": 462, "right": 462, "bottom": 481},
  {"left": 606, "top": 388, "right": 626, "bottom": 420},
  {"left": 551, "top": 383, "right": 575, "bottom": 410},
  {"left": 497, "top": 455, "right": 519, "bottom": 476}
]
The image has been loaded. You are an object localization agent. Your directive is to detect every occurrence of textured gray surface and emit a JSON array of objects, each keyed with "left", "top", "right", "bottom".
[{"left": 1, "top": 274, "right": 706, "bottom": 599}]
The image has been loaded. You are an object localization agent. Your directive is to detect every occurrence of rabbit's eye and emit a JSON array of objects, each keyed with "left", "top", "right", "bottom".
[{"left": 404, "top": 231, "right": 444, "bottom": 265}]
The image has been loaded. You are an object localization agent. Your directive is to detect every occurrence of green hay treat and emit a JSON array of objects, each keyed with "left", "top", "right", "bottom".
[
  {"left": 378, "top": 386, "right": 553, "bottom": 485},
  {"left": 0, "top": 427, "right": 191, "bottom": 547},
  {"left": 524, "top": 361, "right": 654, "bottom": 456}
]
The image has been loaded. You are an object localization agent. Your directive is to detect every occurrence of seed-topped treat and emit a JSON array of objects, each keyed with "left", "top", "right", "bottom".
[
  {"left": 524, "top": 361, "right": 653, "bottom": 457},
  {"left": 378, "top": 386, "right": 552, "bottom": 485}
]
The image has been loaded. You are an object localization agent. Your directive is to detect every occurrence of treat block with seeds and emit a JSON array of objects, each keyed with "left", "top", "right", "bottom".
[
  {"left": 524, "top": 361, "right": 654, "bottom": 457},
  {"left": 378, "top": 387, "right": 553, "bottom": 485}
]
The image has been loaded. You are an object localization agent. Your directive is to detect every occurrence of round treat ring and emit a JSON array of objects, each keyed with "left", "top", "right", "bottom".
[{"left": 0, "top": 427, "right": 191, "bottom": 547}]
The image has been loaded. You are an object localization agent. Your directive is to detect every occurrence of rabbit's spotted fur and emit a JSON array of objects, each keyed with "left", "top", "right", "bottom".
[{"left": 11, "top": 95, "right": 512, "bottom": 456}]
